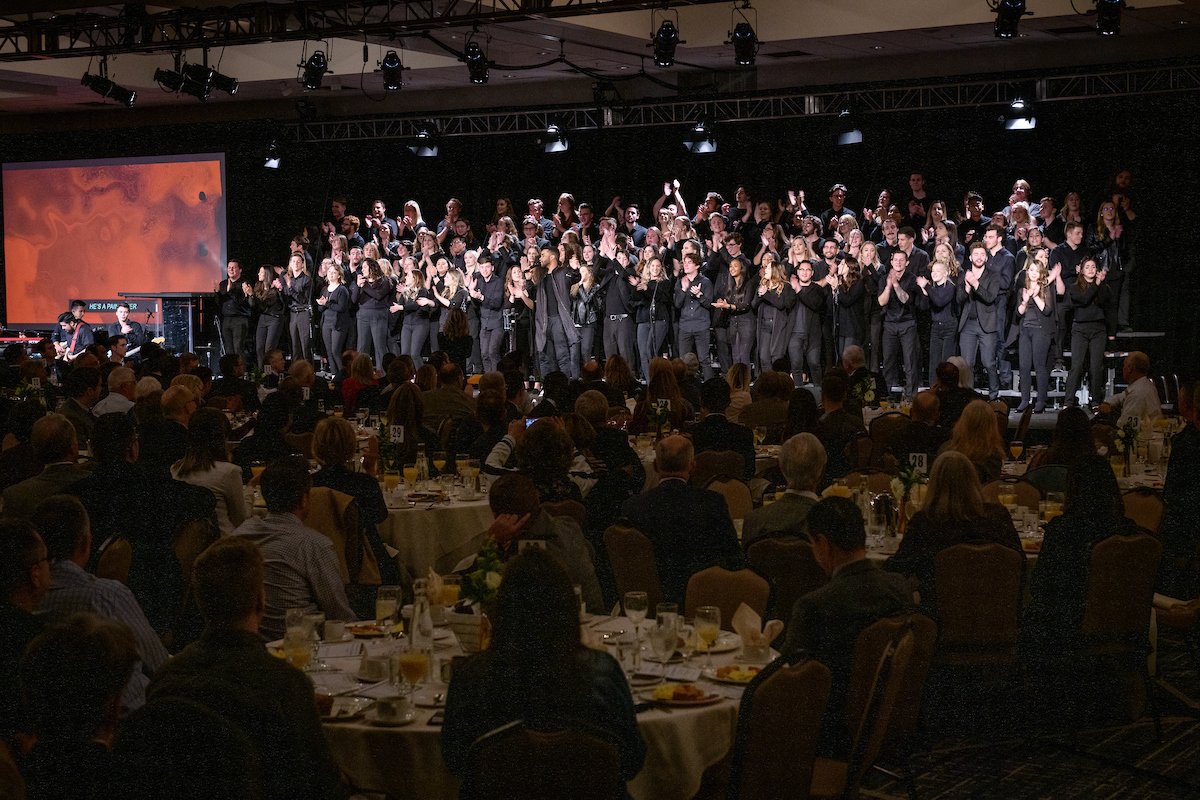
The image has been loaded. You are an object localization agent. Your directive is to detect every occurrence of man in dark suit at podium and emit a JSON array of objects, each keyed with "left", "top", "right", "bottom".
[{"left": 106, "top": 302, "right": 146, "bottom": 355}]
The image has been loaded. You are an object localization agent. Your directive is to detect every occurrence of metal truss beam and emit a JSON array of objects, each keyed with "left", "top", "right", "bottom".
[
  {"left": 285, "top": 61, "right": 1200, "bottom": 143},
  {"left": 0, "top": 1, "right": 727, "bottom": 61}
]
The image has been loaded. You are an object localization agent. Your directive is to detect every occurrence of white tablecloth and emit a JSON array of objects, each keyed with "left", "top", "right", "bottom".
[
  {"left": 319, "top": 614, "right": 755, "bottom": 800},
  {"left": 376, "top": 497, "right": 495, "bottom": 577}
]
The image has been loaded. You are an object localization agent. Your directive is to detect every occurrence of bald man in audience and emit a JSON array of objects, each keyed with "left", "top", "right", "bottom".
[
  {"left": 620, "top": 435, "right": 745, "bottom": 604},
  {"left": 1099, "top": 351, "right": 1161, "bottom": 427},
  {"left": 742, "top": 433, "right": 827, "bottom": 549},
  {"left": 92, "top": 366, "right": 137, "bottom": 416},
  {"left": 1, "top": 414, "right": 91, "bottom": 517}
]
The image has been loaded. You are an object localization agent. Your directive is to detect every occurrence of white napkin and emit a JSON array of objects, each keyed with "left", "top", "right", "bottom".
[{"left": 731, "top": 603, "right": 783, "bottom": 648}]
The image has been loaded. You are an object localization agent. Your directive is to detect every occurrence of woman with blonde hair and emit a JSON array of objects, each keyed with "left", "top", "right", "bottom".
[
  {"left": 570, "top": 261, "right": 601, "bottom": 368},
  {"left": 751, "top": 254, "right": 795, "bottom": 370},
  {"left": 629, "top": 363, "right": 692, "bottom": 433},
  {"left": 939, "top": 399, "right": 1006, "bottom": 483},
  {"left": 726, "top": 362, "right": 752, "bottom": 423},
  {"left": 860, "top": 240, "right": 887, "bottom": 373},
  {"left": 633, "top": 256, "right": 673, "bottom": 380},
  {"left": 252, "top": 265, "right": 285, "bottom": 368},
  {"left": 885, "top": 450, "right": 1022, "bottom": 613},
  {"left": 397, "top": 268, "right": 436, "bottom": 368}
]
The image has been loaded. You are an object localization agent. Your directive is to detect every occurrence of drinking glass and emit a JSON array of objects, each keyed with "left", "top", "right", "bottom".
[
  {"left": 440, "top": 575, "right": 462, "bottom": 607},
  {"left": 677, "top": 621, "right": 696, "bottom": 664},
  {"left": 613, "top": 628, "right": 640, "bottom": 676},
  {"left": 249, "top": 461, "right": 266, "bottom": 485},
  {"left": 403, "top": 463, "right": 419, "bottom": 491},
  {"left": 432, "top": 450, "right": 448, "bottom": 476},
  {"left": 655, "top": 602, "right": 678, "bottom": 627},
  {"left": 648, "top": 618, "right": 678, "bottom": 679},
  {"left": 753, "top": 426, "right": 767, "bottom": 447},
  {"left": 283, "top": 608, "right": 313, "bottom": 670},
  {"left": 465, "top": 460, "right": 481, "bottom": 494},
  {"left": 624, "top": 590, "right": 648, "bottom": 652},
  {"left": 383, "top": 468, "right": 401, "bottom": 498},
  {"left": 395, "top": 640, "right": 430, "bottom": 694},
  {"left": 1009, "top": 440, "right": 1024, "bottom": 462},
  {"left": 304, "top": 611, "right": 328, "bottom": 670},
  {"left": 455, "top": 453, "right": 471, "bottom": 480},
  {"left": 695, "top": 606, "right": 721, "bottom": 669},
  {"left": 375, "top": 586, "right": 400, "bottom": 629}
]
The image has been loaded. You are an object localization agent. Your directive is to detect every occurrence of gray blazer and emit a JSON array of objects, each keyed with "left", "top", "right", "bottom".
[{"left": 742, "top": 492, "right": 818, "bottom": 550}]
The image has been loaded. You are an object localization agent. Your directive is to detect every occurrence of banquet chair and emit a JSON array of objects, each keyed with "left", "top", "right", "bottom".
[
  {"left": 1013, "top": 404, "right": 1034, "bottom": 444},
  {"left": 746, "top": 538, "right": 829, "bottom": 639},
  {"left": 727, "top": 655, "right": 832, "bottom": 800},
  {"left": 470, "top": 720, "right": 623, "bottom": 800},
  {"left": 981, "top": 478, "right": 1041, "bottom": 510},
  {"left": 692, "top": 450, "right": 746, "bottom": 489},
  {"left": 846, "top": 433, "right": 877, "bottom": 474},
  {"left": 437, "top": 416, "right": 459, "bottom": 452},
  {"left": 284, "top": 431, "right": 314, "bottom": 459},
  {"left": 1024, "top": 465, "right": 1068, "bottom": 495},
  {"left": 933, "top": 543, "right": 1024, "bottom": 668},
  {"left": 1122, "top": 488, "right": 1165, "bottom": 535},
  {"left": 542, "top": 499, "right": 586, "bottom": 527},
  {"left": 853, "top": 470, "right": 895, "bottom": 497},
  {"left": 603, "top": 524, "right": 664, "bottom": 614},
  {"left": 685, "top": 567, "right": 771, "bottom": 629},
  {"left": 810, "top": 624, "right": 917, "bottom": 800},
  {"left": 95, "top": 536, "right": 132, "bottom": 585},
  {"left": 868, "top": 413, "right": 908, "bottom": 468},
  {"left": 706, "top": 477, "right": 753, "bottom": 522}
]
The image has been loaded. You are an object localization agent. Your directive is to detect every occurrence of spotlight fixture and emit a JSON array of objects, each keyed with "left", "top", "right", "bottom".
[
  {"left": 1004, "top": 115, "right": 1037, "bottom": 130},
  {"left": 993, "top": 0, "right": 1028, "bottom": 39},
  {"left": 263, "top": 140, "right": 282, "bottom": 170},
  {"left": 463, "top": 40, "right": 489, "bottom": 84},
  {"left": 81, "top": 57, "right": 136, "bottom": 107},
  {"left": 299, "top": 50, "right": 330, "bottom": 91},
  {"left": 683, "top": 116, "right": 716, "bottom": 153},
  {"left": 835, "top": 104, "right": 862, "bottom": 145},
  {"left": 409, "top": 125, "right": 439, "bottom": 157},
  {"left": 82, "top": 72, "right": 137, "bottom": 107},
  {"left": 1095, "top": 0, "right": 1125, "bottom": 35},
  {"left": 185, "top": 63, "right": 239, "bottom": 96},
  {"left": 543, "top": 122, "right": 569, "bottom": 154},
  {"left": 1010, "top": 96, "right": 1026, "bottom": 110},
  {"left": 837, "top": 128, "right": 863, "bottom": 145},
  {"left": 380, "top": 49, "right": 404, "bottom": 92},
  {"left": 649, "top": 11, "right": 682, "bottom": 68},
  {"left": 728, "top": 3, "right": 759, "bottom": 66}
]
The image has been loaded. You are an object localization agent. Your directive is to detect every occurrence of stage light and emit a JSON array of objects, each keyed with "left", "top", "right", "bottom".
[
  {"left": 1004, "top": 116, "right": 1037, "bottom": 130},
  {"left": 176, "top": 64, "right": 212, "bottom": 101},
  {"left": 81, "top": 72, "right": 137, "bottom": 107},
  {"left": 1095, "top": 0, "right": 1125, "bottom": 35},
  {"left": 652, "top": 20, "right": 680, "bottom": 67},
  {"left": 263, "top": 140, "right": 282, "bottom": 169},
  {"left": 730, "top": 22, "right": 759, "bottom": 66},
  {"left": 837, "top": 128, "right": 863, "bottom": 145},
  {"left": 380, "top": 50, "right": 404, "bottom": 91},
  {"left": 463, "top": 41, "right": 489, "bottom": 84},
  {"left": 1011, "top": 96, "right": 1026, "bottom": 110},
  {"left": 543, "top": 122, "right": 569, "bottom": 153},
  {"left": 300, "top": 50, "right": 330, "bottom": 91},
  {"left": 993, "top": 0, "right": 1026, "bottom": 39},
  {"left": 409, "top": 125, "right": 439, "bottom": 157},
  {"left": 683, "top": 116, "right": 716, "bottom": 153},
  {"left": 184, "top": 63, "right": 239, "bottom": 96}
]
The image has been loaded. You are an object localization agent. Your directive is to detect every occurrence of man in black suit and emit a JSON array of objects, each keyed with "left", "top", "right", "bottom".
[
  {"left": 620, "top": 435, "right": 745, "bottom": 605},
  {"left": 815, "top": 371, "right": 866, "bottom": 482},
  {"left": 782, "top": 497, "right": 912, "bottom": 758},
  {"left": 692, "top": 378, "right": 756, "bottom": 481},
  {"left": 956, "top": 239, "right": 1006, "bottom": 400}
]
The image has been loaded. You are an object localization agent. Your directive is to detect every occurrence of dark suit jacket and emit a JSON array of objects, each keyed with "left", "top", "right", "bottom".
[
  {"left": 2, "top": 462, "right": 93, "bottom": 518},
  {"left": 956, "top": 267, "right": 1005, "bottom": 334},
  {"left": 816, "top": 408, "right": 866, "bottom": 480},
  {"left": 782, "top": 558, "right": 912, "bottom": 758},
  {"left": 620, "top": 478, "right": 745, "bottom": 605},
  {"left": 691, "top": 414, "right": 756, "bottom": 480},
  {"left": 742, "top": 492, "right": 818, "bottom": 548}
]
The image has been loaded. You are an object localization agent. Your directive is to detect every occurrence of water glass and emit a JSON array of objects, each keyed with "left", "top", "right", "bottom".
[{"left": 613, "top": 628, "right": 641, "bottom": 676}]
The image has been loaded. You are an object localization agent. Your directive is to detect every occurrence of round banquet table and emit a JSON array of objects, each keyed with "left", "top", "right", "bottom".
[
  {"left": 637, "top": 443, "right": 780, "bottom": 490},
  {"left": 374, "top": 494, "right": 496, "bottom": 577},
  {"left": 316, "top": 614, "right": 757, "bottom": 800}
]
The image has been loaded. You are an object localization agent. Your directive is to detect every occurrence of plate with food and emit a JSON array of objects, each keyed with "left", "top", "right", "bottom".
[
  {"left": 347, "top": 623, "right": 401, "bottom": 639},
  {"left": 703, "top": 665, "right": 762, "bottom": 685},
  {"left": 1021, "top": 539, "right": 1043, "bottom": 553},
  {"left": 643, "top": 683, "right": 723, "bottom": 707},
  {"left": 702, "top": 632, "right": 742, "bottom": 654},
  {"left": 320, "top": 696, "right": 373, "bottom": 722}
]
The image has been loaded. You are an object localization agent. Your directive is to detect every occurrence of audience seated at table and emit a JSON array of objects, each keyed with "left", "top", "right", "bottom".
[
  {"left": 422, "top": 362, "right": 478, "bottom": 432},
  {"left": 628, "top": 358, "right": 694, "bottom": 435},
  {"left": 1021, "top": 455, "right": 1138, "bottom": 665},
  {"left": 884, "top": 451, "right": 1023, "bottom": 614},
  {"left": 231, "top": 457, "right": 356, "bottom": 641},
  {"left": 815, "top": 370, "right": 866, "bottom": 483},
  {"left": 939, "top": 399, "right": 1006, "bottom": 485},
  {"left": 441, "top": 548, "right": 645, "bottom": 793},
  {"left": 782, "top": 496, "right": 913, "bottom": 759},
  {"left": 842, "top": 345, "right": 888, "bottom": 419},
  {"left": 932, "top": 359, "right": 983, "bottom": 431},
  {"left": 691, "top": 377, "right": 756, "bottom": 481},
  {"left": 0, "top": 401, "right": 47, "bottom": 493},
  {"left": 739, "top": 370, "right": 793, "bottom": 444},
  {"left": 1158, "top": 381, "right": 1200, "bottom": 598},
  {"left": 33, "top": 495, "right": 168, "bottom": 713},
  {"left": 887, "top": 391, "right": 950, "bottom": 470},
  {"left": 1, "top": 414, "right": 91, "bottom": 519},
  {"left": 18, "top": 613, "right": 137, "bottom": 800},
  {"left": 742, "top": 433, "right": 826, "bottom": 549},
  {"left": 232, "top": 392, "right": 302, "bottom": 482},
  {"left": 148, "top": 536, "right": 346, "bottom": 800},
  {"left": 0, "top": 519, "right": 48, "bottom": 748},
  {"left": 518, "top": 417, "right": 590, "bottom": 502},
  {"left": 171, "top": 408, "right": 249, "bottom": 537},
  {"left": 138, "top": 384, "right": 193, "bottom": 479},
  {"left": 620, "top": 435, "right": 745, "bottom": 605},
  {"left": 1025, "top": 405, "right": 1093, "bottom": 471},
  {"left": 574, "top": 390, "right": 645, "bottom": 488}
]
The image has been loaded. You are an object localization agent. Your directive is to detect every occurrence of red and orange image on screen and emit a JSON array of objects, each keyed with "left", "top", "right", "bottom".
[{"left": 3, "top": 153, "right": 226, "bottom": 327}]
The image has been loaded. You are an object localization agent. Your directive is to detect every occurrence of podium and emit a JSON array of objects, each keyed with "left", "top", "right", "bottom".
[{"left": 118, "top": 291, "right": 215, "bottom": 354}]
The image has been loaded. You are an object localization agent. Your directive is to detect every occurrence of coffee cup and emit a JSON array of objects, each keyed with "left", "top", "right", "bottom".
[
  {"left": 324, "top": 620, "right": 346, "bottom": 641},
  {"left": 375, "top": 694, "right": 411, "bottom": 722},
  {"left": 358, "top": 654, "right": 389, "bottom": 682}
]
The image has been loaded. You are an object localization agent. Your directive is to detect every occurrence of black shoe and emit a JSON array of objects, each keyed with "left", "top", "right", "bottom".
[
  {"left": 1033, "top": 405, "right": 1046, "bottom": 413},
  {"left": 1015, "top": 402, "right": 1029, "bottom": 413}
]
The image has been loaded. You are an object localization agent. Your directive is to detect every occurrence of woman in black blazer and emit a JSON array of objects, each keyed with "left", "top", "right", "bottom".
[
  {"left": 831, "top": 256, "right": 866, "bottom": 356},
  {"left": 1014, "top": 248, "right": 1061, "bottom": 413},
  {"left": 1063, "top": 256, "right": 1115, "bottom": 409},
  {"left": 316, "top": 262, "right": 350, "bottom": 376}
]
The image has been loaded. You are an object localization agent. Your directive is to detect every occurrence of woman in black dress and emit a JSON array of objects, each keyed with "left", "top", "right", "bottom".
[
  {"left": 252, "top": 265, "right": 285, "bottom": 368},
  {"left": 831, "top": 255, "right": 866, "bottom": 356},
  {"left": 711, "top": 255, "right": 756, "bottom": 373},
  {"left": 398, "top": 269, "right": 437, "bottom": 368},
  {"left": 1063, "top": 256, "right": 1115, "bottom": 409},
  {"left": 316, "top": 262, "right": 350, "bottom": 375},
  {"left": 1014, "top": 248, "right": 1060, "bottom": 413}
]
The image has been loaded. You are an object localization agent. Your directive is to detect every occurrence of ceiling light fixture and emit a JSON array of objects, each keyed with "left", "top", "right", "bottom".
[
  {"left": 409, "top": 124, "right": 439, "bottom": 157},
  {"left": 992, "top": 0, "right": 1028, "bottom": 39},
  {"left": 543, "top": 122, "right": 569, "bottom": 153},
  {"left": 684, "top": 115, "right": 717, "bottom": 153},
  {"left": 263, "top": 140, "right": 282, "bottom": 169},
  {"left": 463, "top": 37, "right": 490, "bottom": 84},
  {"left": 728, "top": 2, "right": 759, "bottom": 66},
  {"left": 81, "top": 56, "right": 136, "bottom": 107},
  {"left": 1095, "top": 0, "right": 1126, "bottom": 35},
  {"left": 299, "top": 49, "right": 330, "bottom": 91},
  {"left": 379, "top": 49, "right": 404, "bottom": 91},
  {"left": 650, "top": 10, "right": 682, "bottom": 68}
]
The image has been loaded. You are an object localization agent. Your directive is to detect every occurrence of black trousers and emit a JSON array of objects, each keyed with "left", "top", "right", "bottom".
[
  {"left": 254, "top": 314, "right": 283, "bottom": 367},
  {"left": 480, "top": 323, "right": 503, "bottom": 374},
  {"left": 882, "top": 322, "right": 919, "bottom": 398},
  {"left": 788, "top": 333, "right": 822, "bottom": 385},
  {"left": 321, "top": 322, "right": 347, "bottom": 375},
  {"left": 637, "top": 321, "right": 669, "bottom": 380},
  {"left": 1064, "top": 322, "right": 1107, "bottom": 406},
  {"left": 221, "top": 315, "right": 250, "bottom": 363},
  {"left": 927, "top": 320, "right": 957, "bottom": 388},
  {"left": 959, "top": 318, "right": 999, "bottom": 399},
  {"left": 357, "top": 308, "right": 390, "bottom": 371},
  {"left": 1018, "top": 325, "right": 1053, "bottom": 408},
  {"left": 603, "top": 316, "right": 636, "bottom": 369},
  {"left": 289, "top": 309, "right": 312, "bottom": 363},
  {"left": 401, "top": 320, "right": 431, "bottom": 369},
  {"left": 678, "top": 327, "right": 712, "bottom": 379}
]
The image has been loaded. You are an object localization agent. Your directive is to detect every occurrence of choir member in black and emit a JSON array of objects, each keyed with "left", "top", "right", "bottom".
[
  {"left": 1063, "top": 256, "right": 1115, "bottom": 408},
  {"left": 436, "top": 268, "right": 471, "bottom": 341},
  {"left": 674, "top": 250, "right": 715, "bottom": 380},
  {"left": 956, "top": 240, "right": 1005, "bottom": 401},
  {"left": 106, "top": 303, "right": 146, "bottom": 354},
  {"left": 596, "top": 225, "right": 639, "bottom": 368},
  {"left": 252, "top": 264, "right": 285, "bottom": 368},
  {"left": 831, "top": 255, "right": 866, "bottom": 356},
  {"left": 787, "top": 261, "right": 825, "bottom": 386},
  {"left": 859, "top": 241, "right": 886, "bottom": 374},
  {"left": 633, "top": 257, "right": 673, "bottom": 382},
  {"left": 505, "top": 264, "right": 535, "bottom": 370},
  {"left": 1014, "top": 250, "right": 1059, "bottom": 413},
  {"left": 397, "top": 269, "right": 437, "bottom": 368},
  {"left": 918, "top": 259, "right": 958, "bottom": 385},
  {"left": 217, "top": 259, "right": 252, "bottom": 361},
  {"left": 533, "top": 247, "right": 582, "bottom": 379},
  {"left": 570, "top": 262, "right": 602, "bottom": 369},
  {"left": 751, "top": 256, "right": 794, "bottom": 376},
  {"left": 427, "top": 255, "right": 453, "bottom": 352},
  {"left": 878, "top": 248, "right": 924, "bottom": 399},
  {"left": 1086, "top": 199, "right": 1130, "bottom": 330},
  {"left": 711, "top": 252, "right": 756, "bottom": 372},
  {"left": 282, "top": 254, "right": 313, "bottom": 364},
  {"left": 1048, "top": 221, "right": 1086, "bottom": 362},
  {"left": 471, "top": 253, "right": 506, "bottom": 374},
  {"left": 316, "top": 263, "right": 351, "bottom": 376},
  {"left": 352, "top": 257, "right": 395, "bottom": 372}
]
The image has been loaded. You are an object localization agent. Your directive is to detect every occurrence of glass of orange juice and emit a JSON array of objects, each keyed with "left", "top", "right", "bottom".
[
  {"left": 395, "top": 643, "right": 430, "bottom": 692},
  {"left": 383, "top": 468, "right": 401, "bottom": 497},
  {"left": 1009, "top": 440, "right": 1024, "bottom": 461},
  {"left": 440, "top": 575, "right": 462, "bottom": 607},
  {"left": 403, "top": 463, "right": 419, "bottom": 491},
  {"left": 432, "top": 450, "right": 448, "bottom": 476},
  {"left": 249, "top": 461, "right": 266, "bottom": 484}
]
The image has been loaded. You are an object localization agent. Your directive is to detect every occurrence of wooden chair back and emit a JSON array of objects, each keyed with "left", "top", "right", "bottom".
[
  {"left": 305, "top": 487, "right": 381, "bottom": 586},
  {"left": 933, "top": 543, "right": 1023, "bottom": 665},
  {"left": 95, "top": 537, "right": 132, "bottom": 585},
  {"left": 691, "top": 449, "right": 745, "bottom": 488},
  {"left": 471, "top": 722, "right": 623, "bottom": 800},
  {"left": 706, "top": 477, "right": 753, "bottom": 521},
  {"left": 1024, "top": 465, "right": 1068, "bottom": 495},
  {"left": 1122, "top": 489, "right": 1165, "bottom": 536},
  {"left": 602, "top": 525, "right": 663, "bottom": 613},
  {"left": 1083, "top": 532, "right": 1162, "bottom": 644},
  {"left": 746, "top": 538, "right": 828, "bottom": 632},
  {"left": 684, "top": 566, "right": 770, "bottom": 629}
]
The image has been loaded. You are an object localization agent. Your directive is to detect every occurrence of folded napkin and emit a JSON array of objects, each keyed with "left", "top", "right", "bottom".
[
  {"left": 731, "top": 603, "right": 783, "bottom": 648},
  {"left": 426, "top": 569, "right": 444, "bottom": 604}
]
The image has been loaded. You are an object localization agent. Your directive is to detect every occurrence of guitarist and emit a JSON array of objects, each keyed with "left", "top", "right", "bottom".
[{"left": 55, "top": 311, "right": 94, "bottom": 364}]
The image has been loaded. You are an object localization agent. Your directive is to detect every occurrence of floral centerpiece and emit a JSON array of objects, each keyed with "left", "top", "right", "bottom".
[
  {"left": 446, "top": 537, "right": 504, "bottom": 653},
  {"left": 889, "top": 462, "right": 928, "bottom": 536},
  {"left": 650, "top": 401, "right": 671, "bottom": 439},
  {"left": 851, "top": 373, "right": 878, "bottom": 409},
  {"left": 1112, "top": 417, "right": 1140, "bottom": 476}
]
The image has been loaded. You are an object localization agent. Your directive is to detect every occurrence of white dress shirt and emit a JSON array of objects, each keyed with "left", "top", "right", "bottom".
[{"left": 1105, "top": 375, "right": 1161, "bottom": 427}]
